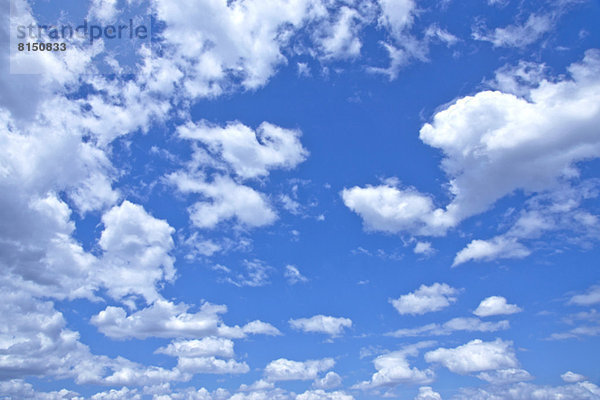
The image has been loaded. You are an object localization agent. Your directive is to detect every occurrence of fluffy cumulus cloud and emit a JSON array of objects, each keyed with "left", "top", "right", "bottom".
[
  {"left": 168, "top": 119, "right": 310, "bottom": 230},
  {"left": 296, "top": 390, "right": 355, "bottom": 400},
  {"left": 178, "top": 121, "right": 308, "bottom": 179},
  {"left": 97, "top": 201, "right": 176, "bottom": 304},
  {"left": 155, "top": 337, "right": 236, "bottom": 359},
  {"left": 424, "top": 339, "right": 519, "bottom": 375},
  {"left": 0, "top": 379, "right": 83, "bottom": 400},
  {"left": 289, "top": 315, "right": 353, "bottom": 337},
  {"left": 175, "top": 356, "right": 249, "bottom": 375},
  {"left": 318, "top": 6, "right": 363, "bottom": 59},
  {"left": 91, "top": 300, "right": 280, "bottom": 340},
  {"left": 342, "top": 181, "right": 451, "bottom": 236},
  {"left": 153, "top": 0, "right": 330, "bottom": 94},
  {"left": 414, "top": 386, "right": 442, "bottom": 400},
  {"left": 353, "top": 342, "right": 435, "bottom": 389},
  {"left": 169, "top": 172, "right": 278, "bottom": 229},
  {"left": 389, "top": 283, "right": 459, "bottom": 315},
  {"left": 422, "top": 49, "right": 600, "bottom": 229},
  {"left": 414, "top": 241, "right": 435, "bottom": 256},
  {"left": 474, "top": 296, "right": 523, "bottom": 317},
  {"left": 344, "top": 51, "right": 600, "bottom": 250},
  {"left": 264, "top": 358, "right": 335, "bottom": 381},
  {"left": 313, "top": 372, "right": 343, "bottom": 390},
  {"left": 3, "top": 0, "right": 600, "bottom": 397}
]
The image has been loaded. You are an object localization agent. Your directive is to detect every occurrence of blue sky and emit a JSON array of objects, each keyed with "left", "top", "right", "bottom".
[{"left": 2, "top": 0, "right": 600, "bottom": 399}]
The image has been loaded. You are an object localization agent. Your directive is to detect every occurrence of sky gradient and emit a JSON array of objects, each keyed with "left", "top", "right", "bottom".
[{"left": 1, "top": 0, "right": 600, "bottom": 399}]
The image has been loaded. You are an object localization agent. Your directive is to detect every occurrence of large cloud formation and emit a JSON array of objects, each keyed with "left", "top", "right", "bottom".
[{"left": 344, "top": 50, "right": 600, "bottom": 263}]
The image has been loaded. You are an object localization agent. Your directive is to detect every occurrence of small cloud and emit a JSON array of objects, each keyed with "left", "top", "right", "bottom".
[
  {"left": 285, "top": 265, "right": 308, "bottom": 285},
  {"left": 280, "top": 194, "right": 302, "bottom": 215},
  {"left": 414, "top": 241, "right": 435, "bottom": 256},
  {"left": 289, "top": 315, "right": 352, "bottom": 337},
  {"left": 223, "top": 259, "right": 272, "bottom": 287},
  {"left": 297, "top": 62, "right": 311, "bottom": 77},
  {"left": 561, "top": 371, "right": 586, "bottom": 383},
  {"left": 568, "top": 284, "right": 600, "bottom": 306},
  {"left": 313, "top": 371, "right": 342, "bottom": 389},
  {"left": 390, "top": 283, "right": 459, "bottom": 315},
  {"left": 474, "top": 296, "right": 523, "bottom": 317}
]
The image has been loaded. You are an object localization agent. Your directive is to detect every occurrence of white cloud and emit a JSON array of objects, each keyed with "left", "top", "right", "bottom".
[
  {"left": 178, "top": 121, "right": 308, "bottom": 179},
  {"left": 474, "top": 296, "right": 523, "bottom": 317},
  {"left": 241, "top": 320, "right": 283, "bottom": 336},
  {"left": 90, "top": 299, "right": 280, "bottom": 340},
  {"left": 366, "top": 42, "right": 412, "bottom": 80},
  {"left": 0, "top": 288, "right": 203, "bottom": 388},
  {"left": 297, "top": 62, "right": 311, "bottom": 77},
  {"left": 183, "top": 233, "right": 222, "bottom": 258},
  {"left": 154, "top": 0, "right": 323, "bottom": 93},
  {"left": 346, "top": 50, "right": 600, "bottom": 245},
  {"left": 387, "top": 317, "right": 509, "bottom": 337},
  {"left": 342, "top": 182, "right": 450, "bottom": 236},
  {"left": 91, "top": 387, "right": 141, "bottom": 400},
  {"left": 425, "top": 339, "right": 519, "bottom": 375},
  {"left": 353, "top": 342, "right": 435, "bottom": 389},
  {"left": 548, "top": 300, "right": 600, "bottom": 340},
  {"left": 285, "top": 265, "right": 309, "bottom": 285},
  {"left": 424, "top": 25, "right": 459, "bottom": 46},
  {"left": 169, "top": 172, "right": 278, "bottom": 229},
  {"left": 318, "top": 7, "right": 362, "bottom": 59},
  {"left": 414, "top": 241, "right": 434, "bottom": 255},
  {"left": 264, "top": 358, "right": 335, "bottom": 381},
  {"left": 562, "top": 371, "right": 587, "bottom": 383},
  {"left": 296, "top": 390, "right": 354, "bottom": 400},
  {"left": 168, "top": 121, "right": 306, "bottom": 239},
  {"left": 549, "top": 325, "right": 600, "bottom": 340},
  {"left": 0, "top": 380, "right": 83, "bottom": 400},
  {"left": 455, "top": 181, "right": 600, "bottom": 266},
  {"left": 155, "top": 338, "right": 235, "bottom": 359},
  {"left": 289, "top": 315, "right": 352, "bottom": 336},
  {"left": 0, "top": 290, "right": 95, "bottom": 382},
  {"left": 238, "top": 380, "right": 275, "bottom": 392},
  {"left": 377, "top": 0, "right": 416, "bottom": 38},
  {"left": 223, "top": 259, "right": 273, "bottom": 287},
  {"left": 87, "top": 0, "right": 119, "bottom": 23},
  {"left": 280, "top": 194, "right": 303, "bottom": 215},
  {"left": 176, "top": 357, "right": 249, "bottom": 374},
  {"left": 313, "top": 371, "right": 343, "bottom": 389},
  {"left": 389, "top": 283, "right": 459, "bottom": 315},
  {"left": 454, "top": 381, "right": 600, "bottom": 400},
  {"left": 473, "top": 14, "right": 553, "bottom": 48},
  {"left": 100, "top": 360, "right": 189, "bottom": 387},
  {"left": 477, "top": 368, "right": 533, "bottom": 385},
  {"left": 569, "top": 285, "right": 600, "bottom": 306},
  {"left": 452, "top": 237, "right": 530, "bottom": 267},
  {"left": 419, "top": 50, "right": 600, "bottom": 226},
  {"left": 98, "top": 201, "right": 175, "bottom": 304},
  {"left": 414, "top": 386, "right": 442, "bottom": 400},
  {"left": 489, "top": 61, "right": 547, "bottom": 96}
]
